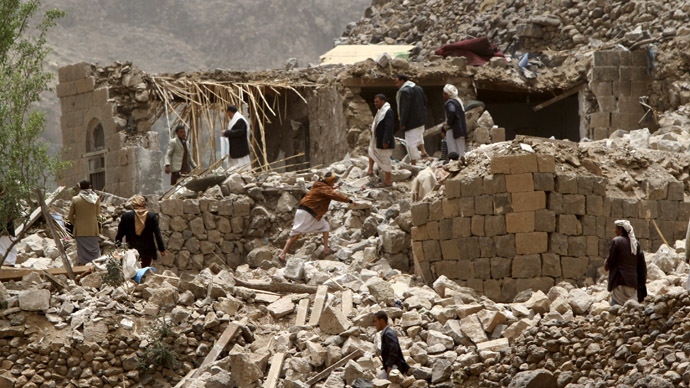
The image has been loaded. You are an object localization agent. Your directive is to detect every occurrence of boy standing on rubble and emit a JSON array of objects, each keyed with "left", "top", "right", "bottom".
[
  {"left": 373, "top": 310, "right": 410, "bottom": 378},
  {"left": 68, "top": 180, "right": 101, "bottom": 265},
  {"left": 395, "top": 74, "right": 428, "bottom": 165},
  {"left": 278, "top": 172, "right": 355, "bottom": 261}
]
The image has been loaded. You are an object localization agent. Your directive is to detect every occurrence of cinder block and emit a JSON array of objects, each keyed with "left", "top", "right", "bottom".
[
  {"left": 506, "top": 212, "right": 535, "bottom": 233},
  {"left": 471, "top": 215, "right": 485, "bottom": 236},
  {"left": 590, "top": 81, "right": 613, "bottom": 97},
  {"left": 512, "top": 254, "right": 542, "bottom": 279},
  {"left": 491, "top": 127, "right": 506, "bottom": 143},
  {"left": 548, "top": 192, "right": 563, "bottom": 213},
  {"left": 558, "top": 214, "right": 581, "bottom": 236},
  {"left": 555, "top": 175, "right": 578, "bottom": 193},
  {"left": 533, "top": 173, "right": 555, "bottom": 192},
  {"left": 541, "top": 253, "right": 561, "bottom": 277},
  {"left": 568, "top": 236, "right": 587, "bottom": 257},
  {"left": 515, "top": 232, "right": 548, "bottom": 254},
  {"left": 534, "top": 209, "right": 556, "bottom": 232},
  {"left": 561, "top": 257, "right": 588, "bottom": 279},
  {"left": 562, "top": 194, "right": 586, "bottom": 215},
  {"left": 549, "top": 233, "right": 569, "bottom": 255},
  {"left": 597, "top": 96, "right": 617, "bottom": 112},
  {"left": 645, "top": 179, "right": 668, "bottom": 200},
  {"left": 485, "top": 215, "right": 506, "bottom": 236},
  {"left": 422, "top": 240, "right": 441, "bottom": 261},
  {"left": 592, "top": 128, "right": 609, "bottom": 140},
  {"left": 479, "top": 237, "right": 496, "bottom": 258},
  {"left": 619, "top": 67, "right": 636, "bottom": 81},
  {"left": 491, "top": 257, "right": 512, "bottom": 278},
  {"left": 443, "top": 198, "right": 461, "bottom": 218},
  {"left": 452, "top": 217, "right": 472, "bottom": 238},
  {"left": 577, "top": 176, "right": 594, "bottom": 195},
  {"left": 484, "top": 279, "right": 502, "bottom": 301},
  {"left": 494, "top": 234, "right": 516, "bottom": 257},
  {"left": 411, "top": 226, "right": 428, "bottom": 241},
  {"left": 667, "top": 181, "right": 684, "bottom": 201},
  {"left": 586, "top": 195, "right": 604, "bottom": 216},
  {"left": 592, "top": 177, "right": 607, "bottom": 196},
  {"left": 434, "top": 260, "right": 473, "bottom": 280},
  {"left": 593, "top": 66, "right": 619, "bottom": 82},
  {"left": 75, "top": 77, "right": 95, "bottom": 94},
  {"left": 506, "top": 173, "right": 535, "bottom": 193},
  {"left": 462, "top": 237, "right": 481, "bottom": 260},
  {"left": 590, "top": 112, "right": 611, "bottom": 128},
  {"left": 461, "top": 176, "right": 484, "bottom": 197},
  {"left": 586, "top": 236, "right": 599, "bottom": 256},
  {"left": 58, "top": 65, "right": 72, "bottom": 83},
  {"left": 439, "top": 219, "right": 454, "bottom": 240},
  {"left": 631, "top": 50, "right": 647, "bottom": 66},
  {"left": 445, "top": 176, "right": 462, "bottom": 198},
  {"left": 483, "top": 175, "right": 506, "bottom": 194},
  {"left": 441, "top": 240, "right": 460, "bottom": 260},
  {"left": 459, "top": 197, "right": 475, "bottom": 217},
  {"left": 71, "top": 62, "right": 91, "bottom": 80},
  {"left": 581, "top": 215, "right": 597, "bottom": 236},
  {"left": 413, "top": 241, "right": 425, "bottom": 262},
  {"left": 475, "top": 195, "right": 494, "bottom": 215},
  {"left": 475, "top": 258, "right": 491, "bottom": 280},
  {"left": 537, "top": 155, "right": 556, "bottom": 173},
  {"left": 490, "top": 157, "right": 512, "bottom": 174},
  {"left": 511, "top": 191, "right": 546, "bottom": 212},
  {"left": 56, "top": 82, "right": 77, "bottom": 98},
  {"left": 411, "top": 202, "right": 429, "bottom": 226},
  {"left": 427, "top": 221, "right": 440, "bottom": 240},
  {"left": 509, "top": 154, "right": 539, "bottom": 174},
  {"left": 622, "top": 199, "right": 639, "bottom": 218},
  {"left": 638, "top": 200, "right": 659, "bottom": 219},
  {"left": 429, "top": 200, "right": 443, "bottom": 221},
  {"left": 619, "top": 50, "right": 632, "bottom": 66},
  {"left": 593, "top": 50, "right": 620, "bottom": 67},
  {"left": 493, "top": 193, "right": 512, "bottom": 215},
  {"left": 631, "top": 81, "right": 651, "bottom": 96}
]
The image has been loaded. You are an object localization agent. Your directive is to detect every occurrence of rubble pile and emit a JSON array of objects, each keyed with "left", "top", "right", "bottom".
[{"left": 341, "top": 0, "right": 690, "bottom": 65}]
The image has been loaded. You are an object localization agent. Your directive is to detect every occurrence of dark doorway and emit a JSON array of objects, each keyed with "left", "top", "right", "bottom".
[{"left": 477, "top": 89, "right": 581, "bottom": 141}]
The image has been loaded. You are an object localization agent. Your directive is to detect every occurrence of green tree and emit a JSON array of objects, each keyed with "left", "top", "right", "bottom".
[{"left": 0, "top": 0, "right": 65, "bottom": 266}]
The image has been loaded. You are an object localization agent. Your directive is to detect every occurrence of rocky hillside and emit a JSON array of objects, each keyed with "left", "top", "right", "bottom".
[{"left": 38, "top": 0, "right": 369, "bottom": 149}]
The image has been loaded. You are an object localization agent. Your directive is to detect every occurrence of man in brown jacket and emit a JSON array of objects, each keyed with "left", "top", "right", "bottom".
[
  {"left": 68, "top": 180, "right": 101, "bottom": 265},
  {"left": 278, "top": 173, "right": 355, "bottom": 261}
]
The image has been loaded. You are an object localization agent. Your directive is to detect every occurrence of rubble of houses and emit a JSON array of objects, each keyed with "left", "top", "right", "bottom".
[{"left": 3, "top": 0, "right": 690, "bottom": 387}]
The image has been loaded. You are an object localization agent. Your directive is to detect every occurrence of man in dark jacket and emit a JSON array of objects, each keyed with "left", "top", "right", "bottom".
[
  {"left": 374, "top": 310, "right": 410, "bottom": 377},
  {"left": 395, "top": 74, "right": 428, "bottom": 165},
  {"left": 443, "top": 84, "right": 467, "bottom": 158},
  {"left": 115, "top": 195, "right": 166, "bottom": 267},
  {"left": 367, "top": 94, "right": 395, "bottom": 187},
  {"left": 605, "top": 220, "right": 646, "bottom": 305},
  {"left": 224, "top": 105, "right": 251, "bottom": 169}
]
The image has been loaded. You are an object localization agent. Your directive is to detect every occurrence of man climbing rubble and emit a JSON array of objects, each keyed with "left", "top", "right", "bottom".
[
  {"left": 367, "top": 93, "right": 395, "bottom": 188},
  {"left": 115, "top": 195, "right": 166, "bottom": 268},
  {"left": 223, "top": 105, "right": 251, "bottom": 169},
  {"left": 604, "top": 220, "right": 647, "bottom": 305},
  {"left": 68, "top": 180, "right": 101, "bottom": 265},
  {"left": 164, "top": 125, "right": 197, "bottom": 186},
  {"left": 278, "top": 172, "right": 356, "bottom": 261},
  {"left": 395, "top": 74, "right": 428, "bottom": 165},
  {"left": 374, "top": 310, "right": 410, "bottom": 378}
]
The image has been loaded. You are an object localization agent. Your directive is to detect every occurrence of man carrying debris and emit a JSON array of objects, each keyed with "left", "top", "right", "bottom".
[
  {"left": 278, "top": 172, "right": 355, "bottom": 261},
  {"left": 395, "top": 74, "right": 428, "bottom": 165},
  {"left": 367, "top": 94, "right": 395, "bottom": 187},
  {"left": 224, "top": 105, "right": 251, "bottom": 169},
  {"left": 68, "top": 180, "right": 101, "bottom": 265},
  {"left": 442, "top": 84, "right": 467, "bottom": 158},
  {"left": 115, "top": 195, "right": 166, "bottom": 267},
  {"left": 374, "top": 310, "right": 410, "bottom": 378},
  {"left": 164, "top": 125, "right": 197, "bottom": 185},
  {"left": 604, "top": 220, "right": 647, "bottom": 305}
]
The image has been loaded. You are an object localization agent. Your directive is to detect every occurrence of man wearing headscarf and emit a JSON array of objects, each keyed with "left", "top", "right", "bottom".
[
  {"left": 224, "top": 105, "right": 251, "bottom": 169},
  {"left": 395, "top": 74, "right": 428, "bottom": 165},
  {"left": 115, "top": 195, "right": 166, "bottom": 267},
  {"left": 605, "top": 220, "right": 647, "bottom": 305},
  {"left": 442, "top": 84, "right": 467, "bottom": 158},
  {"left": 278, "top": 172, "right": 356, "bottom": 260},
  {"left": 367, "top": 94, "right": 395, "bottom": 187},
  {"left": 68, "top": 180, "right": 101, "bottom": 264}
]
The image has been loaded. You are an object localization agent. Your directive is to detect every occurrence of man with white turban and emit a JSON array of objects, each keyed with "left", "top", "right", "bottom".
[
  {"left": 367, "top": 94, "right": 395, "bottom": 187},
  {"left": 442, "top": 84, "right": 467, "bottom": 158},
  {"left": 604, "top": 220, "right": 647, "bottom": 305}
]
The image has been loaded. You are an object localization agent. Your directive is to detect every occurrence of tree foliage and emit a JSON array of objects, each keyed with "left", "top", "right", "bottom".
[{"left": 0, "top": 0, "right": 65, "bottom": 263}]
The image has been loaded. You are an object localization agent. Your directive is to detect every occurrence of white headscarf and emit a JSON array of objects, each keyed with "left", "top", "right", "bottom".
[
  {"left": 372, "top": 102, "right": 391, "bottom": 133},
  {"left": 443, "top": 84, "right": 465, "bottom": 110},
  {"left": 615, "top": 219, "right": 639, "bottom": 254}
]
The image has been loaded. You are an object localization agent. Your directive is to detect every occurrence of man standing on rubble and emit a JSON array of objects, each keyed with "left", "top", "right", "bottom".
[
  {"left": 224, "top": 105, "right": 251, "bottom": 169},
  {"left": 395, "top": 74, "right": 428, "bottom": 165},
  {"left": 604, "top": 220, "right": 647, "bottom": 305},
  {"left": 373, "top": 310, "right": 410, "bottom": 378},
  {"left": 68, "top": 180, "right": 101, "bottom": 265},
  {"left": 442, "top": 84, "right": 467, "bottom": 158},
  {"left": 115, "top": 195, "right": 166, "bottom": 268},
  {"left": 367, "top": 94, "right": 395, "bottom": 187},
  {"left": 164, "top": 125, "right": 197, "bottom": 186},
  {"left": 278, "top": 172, "right": 355, "bottom": 261}
]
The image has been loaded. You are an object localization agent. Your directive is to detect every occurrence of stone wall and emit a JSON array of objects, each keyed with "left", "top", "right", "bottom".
[
  {"left": 411, "top": 151, "right": 689, "bottom": 302},
  {"left": 589, "top": 49, "right": 654, "bottom": 140}
]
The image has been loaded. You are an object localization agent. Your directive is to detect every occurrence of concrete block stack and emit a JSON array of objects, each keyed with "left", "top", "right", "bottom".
[
  {"left": 589, "top": 49, "right": 653, "bottom": 140},
  {"left": 412, "top": 151, "right": 688, "bottom": 302}
]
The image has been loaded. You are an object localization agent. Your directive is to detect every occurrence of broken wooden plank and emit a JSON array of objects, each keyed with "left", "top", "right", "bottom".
[
  {"left": 37, "top": 190, "right": 74, "bottom": 280},
  {"left": 41, "top": 270, "right": 67, "bottom": 291},
  {"left": 0, "top": 265, "right": 92, "bottom": 282},
  {"left": 190, "top": 320, "right": 243, "bottom": 379},
  {"left": 14, "top": 186, "right": 65, "bottom": 237},
  {"left": 307, "top": 285, "right": 328, "bottom": 326},
  {"left": 263, "top": 352, "right": 286, "bottom": 388},
  {"left": 532, "top": 83, "right": 586, "bottom": 112},
  {"left": 342, "top": 289, "right": 353, "bottom": 318},
  {"left": 173, "top": 368, "right": 197, "bottom": 388},
  {"left": 305, "top": 349, "right": 362, "bottom": 386},
  {"left": 295, "top": 298, "right": 310, "bottom": 326}
]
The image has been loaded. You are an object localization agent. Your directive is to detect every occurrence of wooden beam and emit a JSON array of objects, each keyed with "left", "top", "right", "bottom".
[
  {"left": 0, "top": 265, "right": 92, "bottom": 282},
  {"left": 233, "top": 277, "right": 322, "bottom": 294},
  {"left": 263, "top": 352, "right": 286, "bottom": 388},
  {"left": 295, "top": 298, "right": 310, "bottom": 326},
  {"left": 532, "top": 83, "right": 586, "bottom": 112},
  {"left": 37, "top": 190, "right": 74, "bottom": 280},
  {"left": 14, "top": 186, "right": 65, "bottom": 237},
  {"left": 173, "top": 368, "right": 197, "bottom": 388},
  {"left": 342, "top": 290, "right": 353, "bottom": 318},
  {"left": 307, "top": 285, "right": 328, "bottom": 326},
  {"left": 190, "top": 319, "right": 245, "bottom": 379},
  {"left": 305, "top": 349, "right": 362, "bottom": 386}
]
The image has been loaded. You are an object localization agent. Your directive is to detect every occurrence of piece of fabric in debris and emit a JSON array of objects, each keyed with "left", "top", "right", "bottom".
[
  {"left": 130, "top": 195, "right": 149, "bottom": 236},
  {"left": 133, "top": 267, "right": 156, "bottom": 283},
  {"left": 434, "top": 36, "right": 507, "bottom": 66},
  {"left": 290, "top": 209, "right": 330, "bottom": 236},
  {"left": 614, "top": 219, "right": 638, "bottom": 254}
]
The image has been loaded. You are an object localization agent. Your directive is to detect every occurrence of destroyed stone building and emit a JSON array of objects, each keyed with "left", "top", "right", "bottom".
[{"left": 4, "top": 0, "right": 690, "bottom": 387}]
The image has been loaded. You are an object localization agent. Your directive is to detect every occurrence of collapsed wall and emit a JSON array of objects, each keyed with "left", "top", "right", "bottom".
[{"left": 411, "top": 141, "right": 689, "bottom": 303}]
